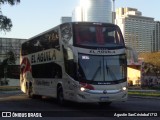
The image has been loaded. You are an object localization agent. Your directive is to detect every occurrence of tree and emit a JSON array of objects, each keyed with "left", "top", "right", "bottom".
[
  {"left": 139, "top": 52, "right": 160, "bottom": 67},
  {"left": 0, "top": 50, "right": 16, "bottom": 85},
  {"left": 6, "top": 50, "right": 16, "bottom": 64},
  {"left": 0, "top": 0, "right": 20, "bottom": 32}
]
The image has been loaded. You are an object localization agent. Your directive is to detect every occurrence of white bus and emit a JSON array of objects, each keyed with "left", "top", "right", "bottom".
[{"left": 20, "top": 22, "right": 127, "bottom": 105}]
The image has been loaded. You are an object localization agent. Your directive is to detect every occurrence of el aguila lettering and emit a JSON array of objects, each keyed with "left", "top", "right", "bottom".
[{"left": 31, "top": 50, "right": 56, "bottom": 64}]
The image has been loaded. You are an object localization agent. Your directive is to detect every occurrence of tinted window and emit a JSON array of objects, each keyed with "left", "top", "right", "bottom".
[
  {"left": 74, "top": 24, "right": 124, "bottom": 48},
  {"left": 32, "top": 62, "right": 62, "bottom": 78},
  {"left": 22, "top": 29, "right": 60, "bottom": 56},
  {"left": 78, "top": 54, "right": 127, "bottom": 82}
]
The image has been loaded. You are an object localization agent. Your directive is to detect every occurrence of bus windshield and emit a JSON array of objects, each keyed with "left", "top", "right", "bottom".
[
  {"left": 74, "top": 24, "right": 124, "bottom": 48},
  {"left": 78, "top": 54, "right": 127, "bottom": 83}
]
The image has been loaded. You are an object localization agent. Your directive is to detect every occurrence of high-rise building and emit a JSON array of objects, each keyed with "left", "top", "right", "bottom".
[
  {"left": 72, "top": 6, "right": 83, "bottom": 22},
  {"left": 61, "top": 17, "right": 72, "bottom": 23},
  {"left": 115, "top": 7, "right": 155, "bottom": 53},
  {"left": 153, "top": 21, "right": 160, "bottom": 52},
  {"left": 72, "top": 0, "right": 112, "bottom": 23}
]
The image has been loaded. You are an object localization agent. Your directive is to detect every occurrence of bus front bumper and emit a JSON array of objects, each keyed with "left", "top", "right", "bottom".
[{"left": 75, "top": 89, "right": 128, "bottom": 103}]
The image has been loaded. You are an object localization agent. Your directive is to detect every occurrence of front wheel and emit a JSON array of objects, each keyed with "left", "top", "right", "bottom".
[{"left": 57, "top": 86, "right": 65, "bottom": 105}]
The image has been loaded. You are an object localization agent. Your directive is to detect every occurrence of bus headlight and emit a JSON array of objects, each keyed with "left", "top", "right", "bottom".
[
  {"left": 122, "top": 87, "right": 127, "bottom": 91},
  {"left": 80, "top": 82, "right": 94, "bottom": 92},
  {"left": 80, "top": 87, "right": 86, "bottom": 91}
]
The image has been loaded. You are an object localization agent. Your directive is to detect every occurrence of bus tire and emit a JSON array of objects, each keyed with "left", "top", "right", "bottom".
[
  {"left": 57, "top": 86, "right": 65, "bottom": 105},
  {"left": 98, "top": 102, "right": 112, "bottom": 106}
]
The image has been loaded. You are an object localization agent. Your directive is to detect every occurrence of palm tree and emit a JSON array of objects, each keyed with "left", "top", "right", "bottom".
[{"left": 0, "top": 0, "right": 20, "bottom": 32}]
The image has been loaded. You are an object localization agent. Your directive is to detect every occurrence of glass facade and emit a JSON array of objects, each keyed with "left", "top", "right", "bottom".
[
  {"left": 0, "top": 38, "right": 26, "bottom": 64},
  {"left": 72, "top": 0, "right": 112, "bottom": 23},
  {"left": 124, "top": 17, "right": 155, "bottom": 53},
  {"left": 153, "top": 21, "right": 160, "bottom": 52}
]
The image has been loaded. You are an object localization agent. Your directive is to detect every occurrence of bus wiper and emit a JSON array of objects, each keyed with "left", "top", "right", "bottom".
[
  {"left": 106, "top": 62, "right": 109, "bottom": 74},
  {"left": 91, "top": 66, "right": 101, "bottom": 80},
  {"left": 91, "top": 62, "right": 101, "bottom": 80},
  {"left": 106, "top": 62, "right": 117, "bottom": 81}
]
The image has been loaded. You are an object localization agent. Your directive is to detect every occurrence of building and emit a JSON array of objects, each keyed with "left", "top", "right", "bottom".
[
  {"left": 72, "top": 6, "right": 82, "bottom": 22},
  {"left": 72, "top": 0, "right": 112, "bottom": 23},
  {"left": 115, "top": 7, "right": 155, "bottom": 53},
  {"left": 0, "top": 37, "right": 26, "bottom": 64},
  {"left": 61, "top": 17, "right": 72, "bottom": 24},
  {"left": 153, "top": 21, "right": 160, "bottom": 52}
]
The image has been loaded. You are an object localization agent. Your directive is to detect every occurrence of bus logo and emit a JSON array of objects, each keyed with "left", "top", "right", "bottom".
[{"left": 103, "top": 90, "right": 108, "bottom": 94}]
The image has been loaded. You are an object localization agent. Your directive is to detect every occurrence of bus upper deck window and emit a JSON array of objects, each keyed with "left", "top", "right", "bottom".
[
  {"left": 105, "top": 36, "right": 115, "bottom": 43},
  {"left": 96, "top": 27, "right": 104, "bottom": 44},
  {"left": 76, "top": 27, "right": 95, "bottom": 44}
]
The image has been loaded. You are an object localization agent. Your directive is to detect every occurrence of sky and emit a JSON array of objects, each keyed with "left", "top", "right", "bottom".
[{"left": 0, "top": 0, "right": 160, "bottom": 39}]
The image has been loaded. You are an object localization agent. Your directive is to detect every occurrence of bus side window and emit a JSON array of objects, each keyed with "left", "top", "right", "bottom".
[
  {"left": 53, "top": 64, "right": 62, "bottom": 78},
  {"left": 32, "top": 63, "right": 62, "bottom": 78}
]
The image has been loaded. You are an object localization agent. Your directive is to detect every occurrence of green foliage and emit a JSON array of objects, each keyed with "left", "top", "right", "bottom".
[
  {"left": 0, "top": 15, "right": 12, "bottom": 32},
  {"left": 2, "top": 51, "right": 16, "bottom": 67},
  {"left": 0, "top": 0, "right": 20, "bottom": 31},
  {"left": 7, "top": 50, "right": 16, "bottom": 64},
  {"left": 128, "top": 91, "right": 160, "bottom": 97},
  {"left": 139, "top": 52, "right": 160, "bottom": 67},
  {"left": 0, "top": 0, "right": 20, "bottom": 5}
]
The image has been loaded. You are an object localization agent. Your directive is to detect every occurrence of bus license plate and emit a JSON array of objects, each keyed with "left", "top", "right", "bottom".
[{"left": 100, "top": 97, "right": 109, "bottom": 101}]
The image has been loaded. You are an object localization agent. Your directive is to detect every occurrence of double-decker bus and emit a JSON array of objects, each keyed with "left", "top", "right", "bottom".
[{"left": 20, "top": 22, "right": 127, "bottom": 105}]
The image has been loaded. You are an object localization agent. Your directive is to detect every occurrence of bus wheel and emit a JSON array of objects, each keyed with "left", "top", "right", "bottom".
[
  {"left": 57, "top": 86, "right": 65, "bottom": 105},
  {"left": 98, "top": 102, "right": 112, "bottom": 106}
]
